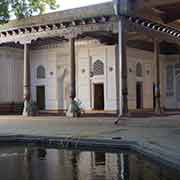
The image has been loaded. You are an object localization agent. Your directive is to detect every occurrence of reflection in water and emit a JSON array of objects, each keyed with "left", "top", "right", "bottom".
[
  {"left": 95, "top": 152, "right": 105, "bottom": 166},
  {"left": 0, "top": 146, "right": 179, "bottom": 180},
  {"left": 37, "top": 148, "right": 47, "bottom": 160},
  {"left": 71, "top": 151, "right": 79, "bottom": 180}
]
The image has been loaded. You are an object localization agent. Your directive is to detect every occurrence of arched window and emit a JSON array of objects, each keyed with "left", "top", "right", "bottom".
[
  {"left": 37, "top": 65, "right": 46, "bottom": 79},
  {"left": 136, "top": 62, "right": 143, "bottom": 77},
  {"left": 93, "top": 60, "right": 104, "bottom": 76}
]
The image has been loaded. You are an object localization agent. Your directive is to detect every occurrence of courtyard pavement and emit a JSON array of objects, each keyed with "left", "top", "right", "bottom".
[{"left": 0, "top": 114, "right": 179, "bottom": 161}]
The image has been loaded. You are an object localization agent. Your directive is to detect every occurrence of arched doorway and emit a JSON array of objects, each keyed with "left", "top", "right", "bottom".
[
  {"left": 92, "top": 59, "right": 105, "bottom": 110},
  {"left": 36, "top": 65, "right": 46, "bottom": 110}
]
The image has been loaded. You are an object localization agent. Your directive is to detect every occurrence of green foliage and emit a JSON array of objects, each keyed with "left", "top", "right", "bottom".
[
  {"left": 28, "top": 100, "right": 38, "bottom": 116},
  {"left": 0, "top": 0, "right": 59, "bottom": 23},
  {"left": 71, "top": 98, "right": 85, "bottom": 117},
  {"left": 0, "top": 1, "right": 10, "bottom": 23}
]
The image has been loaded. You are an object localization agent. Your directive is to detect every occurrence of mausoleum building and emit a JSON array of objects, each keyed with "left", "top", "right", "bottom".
[{"left": 0, "top": 1, "right": 180, "bottom": 115}]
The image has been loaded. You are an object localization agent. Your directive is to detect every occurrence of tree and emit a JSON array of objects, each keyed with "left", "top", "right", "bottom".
[
  {"left": 0, "top": 0, "right": 59, "bottom": 23},
  {"left": 0, "top": 1, "right": 9, "bottom": 23}
]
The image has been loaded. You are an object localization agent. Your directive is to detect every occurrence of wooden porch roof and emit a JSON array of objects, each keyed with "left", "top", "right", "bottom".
[
  {"left": 0, "top": 2, "right": 114, "bottom": 32},
  {"left": 134, "top": 0, "right": 180, "bottom": 30},
  {"left": 0, "top": 1, "right": 180, "bottom": 45}
]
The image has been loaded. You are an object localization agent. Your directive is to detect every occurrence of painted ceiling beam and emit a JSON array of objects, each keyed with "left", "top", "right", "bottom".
[
  {"left": 114, "top": 0, "right": 180, "bottom": 16},
  {"left": 140, "top": 0, "right": 180, "bottom": 8}
]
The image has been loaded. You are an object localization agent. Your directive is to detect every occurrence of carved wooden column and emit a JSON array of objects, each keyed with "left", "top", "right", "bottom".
[
  {"left": 154, "top": 39, "right": 161, "bottom": 113},
  {"left": 23, "top": 43, "right": 31, "bottom": 116},
  {"left": 66, "top": 37, "right": 76, "bottom": 117},
  {"left": 70, "top": 37, "right": 76, "bottom": 100},
  {"left": 116, "top": 17, "right": 128, "bottom": 117}
]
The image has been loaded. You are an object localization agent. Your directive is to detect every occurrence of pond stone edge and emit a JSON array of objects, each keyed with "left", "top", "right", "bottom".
[{"left": 0, "top": 135, "right": 179, "bottom": 171}]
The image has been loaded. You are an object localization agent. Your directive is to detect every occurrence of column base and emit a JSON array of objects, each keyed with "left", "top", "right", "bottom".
[
  {"left": 155, "top": 108, "right": 161, "bottom": 113},
  {"left": 114, "top": 112, "right": 129, "bottom": 124},
  {"left": 155, "top": 108, "right": 163, "bottom": 114},
  {"left": 66, "top": 99, "right": 81, "bottom": 117},
  {"left": 155, "top": 97, "right": 162, "bottom": 114},
  {"left": 23, "top": 100, "right": 30, "bottom": 116}
]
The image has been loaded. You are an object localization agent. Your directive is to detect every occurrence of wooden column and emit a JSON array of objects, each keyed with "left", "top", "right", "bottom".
[
  {"left": 66, "top": 37, "right": 76, "bottom": 117},
  {"left": 117, "top": 153, "right": 129, "bottom": 180},
  {"left": 117, "top": 17, "right": 128, "bottom": 117},
  {"left": 70, "top": 37, "right": 76, "bottom": 100},
  {"left": 154, "top": 39, "right": 161, "bottom": 113},
  {"left": 115, "top": 45, "right": 120, "bottom": 115},
  {"left": 23, "top": 43, "right": 31, "bottom": 116}
]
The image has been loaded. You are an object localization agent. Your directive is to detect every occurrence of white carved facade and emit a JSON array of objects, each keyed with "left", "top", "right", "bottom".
[
  {"left": 0, "top": 2, "right": 179, "bottom": 115},
  {"left": 0, "top": 39, "right": 179, "bottom": 111}
]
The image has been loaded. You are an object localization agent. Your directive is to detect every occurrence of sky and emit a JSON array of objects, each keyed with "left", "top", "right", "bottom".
[
  {"left": 10, "top": 0, "right": 112, "bottom": 19},
  {"left": 57, "top": 0, "right": 112, "bottom": 10}
]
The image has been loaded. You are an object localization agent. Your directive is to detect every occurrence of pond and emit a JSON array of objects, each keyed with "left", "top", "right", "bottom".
[{"left": 0, "top": 146, "right": 179, "bottom": 180}]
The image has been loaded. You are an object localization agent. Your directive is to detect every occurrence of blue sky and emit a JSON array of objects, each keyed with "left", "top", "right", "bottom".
[{"left": 57, "top": 0, "right": 112, "bottom": 10}]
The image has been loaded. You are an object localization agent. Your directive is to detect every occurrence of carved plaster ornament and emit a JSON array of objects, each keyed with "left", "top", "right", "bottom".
[
  {"left": 72, "top": 21, "right": 76, "bottom": 26},
  {"left": 109, "top": 67, "right": 113, "bottom": 72},
  {"left": 31, "top": 27, "right": 37, "bottom": 33},
  {"left": 18, "top": 39, "right": 33, "bottom": 45},
  {"left": 45, "top": 25, "right": 51, "bottom": 31},
  {"left": 129, "top": 68, "right": 132, "bottom": 72},
  {"left": 52, "top": 24, "right": 58, "bottom": 30},
  {"left": 0, "top": 16, "right": 117, "bottom": 45},
  {"left": 57, "top": 65, "right": 61, "bottom": 70},
  {"left": 1, "top": 32, "right": 6, "bottom": 38},
  {"left": 81, "top": 69, "right": 86, "bottom": 73},
  {"left": 91, "top": 19, "right": 96, "bottom": 24},
  {"left": 146, "top": 70, "right": 150, "bottom": 75},
  {"left": 38, "top": 26, "right": 44, "bottom": 32}
]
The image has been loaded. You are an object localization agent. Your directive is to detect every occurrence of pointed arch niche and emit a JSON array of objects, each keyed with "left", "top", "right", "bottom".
[
  {"left": 37, "top": 65, "right": 46, "bottom": 79},
  {"left": 93, "top": 59, "right": 104, "bottom": 76},
  {"left": 136, "top": 62, "right": 143, "bottom": 77}
]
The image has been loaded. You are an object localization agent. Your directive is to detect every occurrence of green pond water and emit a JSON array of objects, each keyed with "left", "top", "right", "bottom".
[{"left": 0, "top": 146, "right": 179, "bottom": 180}]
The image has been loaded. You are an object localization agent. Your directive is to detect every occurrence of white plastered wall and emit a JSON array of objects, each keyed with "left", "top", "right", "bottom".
[
  {"left": 127, "top": 47, "right": 154, "bottom": 110},
  {"left": 76, "top": 40, "right": 117, "bottom": 111},
  {"left": 56, "top": 43, "right": 70, "bottom": 110},
  {"left": 126, "top": 48, "right": 178, "bottom": 111},
  {"left": 30, "top": 43, "right": 71, "bottom": 111},
  {"left": 29, "top": 39, "right": 178, "bottom": 111},
  {"left": 31, "top": 48, "right": 58, "bottom": 110},
  {"left": 0, "top": 41, "right": 177, "bottom": 111},
  {"left": 162, "top": 55, "right": 180, "bottom": 109},
  {"left": 0, "top": 47, "right": 23, "bottom": 103}
]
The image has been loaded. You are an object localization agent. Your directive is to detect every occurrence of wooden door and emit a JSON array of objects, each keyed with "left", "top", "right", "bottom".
[
  {"left": 136, "top": 82, "right": 143, "bottom": 109},
  {"left": 36, "top": 86, "right": 45, "bottom": 110},
  {"left": 94, "top": 83, "right": 104, "bottom": 110}
]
